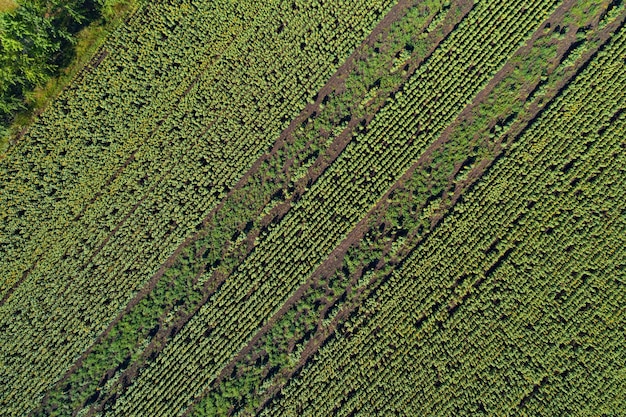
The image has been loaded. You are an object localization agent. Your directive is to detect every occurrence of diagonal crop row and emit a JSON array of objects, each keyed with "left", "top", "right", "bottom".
[
  {"left": 190, "top": 2, "right": 622, "bottom": 413},
  {"left": 103, "top": 1, "right": 566, "bottom": 415},
  {"left": 261, "top": 30, "right": 626, "bottom": 415}
]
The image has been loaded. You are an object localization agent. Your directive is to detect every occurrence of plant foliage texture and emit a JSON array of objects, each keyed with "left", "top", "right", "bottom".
[{"left": 1, "top": 0, "right": 625, "bottom": 416}]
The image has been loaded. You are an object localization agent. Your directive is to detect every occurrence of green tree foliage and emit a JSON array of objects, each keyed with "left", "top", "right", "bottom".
[{"left": 0, "top": 0, "right": 121, "bottom": 137}]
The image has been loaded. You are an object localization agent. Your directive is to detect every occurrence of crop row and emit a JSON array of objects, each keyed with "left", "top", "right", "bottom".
[
  {"left": 105, "top": 1, "right": 565, "bottom": 415},
  {"left": 262, "top": 29, "right": 626, "bottom": 415},
  {"left": 0, "top": 0, "right": 396, "bottom": 414},
  {"left": 0, "top": 0, "right": 265, "bottom": 294},
  {"left": 33, "top": 0, "right": 447, "bottom": 414},
  {"left": 188, "top": 1, "right": 620, "bottom": 413}
]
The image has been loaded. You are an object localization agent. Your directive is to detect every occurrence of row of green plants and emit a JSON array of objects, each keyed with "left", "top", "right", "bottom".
[
  {"left": 105, "top": 0, "right": 573, "bottom": 414},
  {"left": 3, "top": 2, "right": 398, "bottom": 407},
  {"left": 186, "top": 0, "right": 617, "bottom": 414},
  {"left": 264, "top": 22, "right": 626, "bottom": 415},
  {"left": 7, "top": 0, "right": 399, "bottom": 415}
]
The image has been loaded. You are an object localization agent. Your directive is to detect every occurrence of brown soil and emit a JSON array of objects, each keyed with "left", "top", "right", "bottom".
[{"left": 0, "top": 255, "right": 41, "bottom": 307}]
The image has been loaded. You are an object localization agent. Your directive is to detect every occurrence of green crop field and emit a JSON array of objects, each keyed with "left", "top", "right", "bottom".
[{"left": 1, "top": 0, "right": 624, "bottom": 416}]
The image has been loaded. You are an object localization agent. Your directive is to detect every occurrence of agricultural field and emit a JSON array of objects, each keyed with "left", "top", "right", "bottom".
[{"left": 0, "top": 0, "right": 624, "bottom": 416}]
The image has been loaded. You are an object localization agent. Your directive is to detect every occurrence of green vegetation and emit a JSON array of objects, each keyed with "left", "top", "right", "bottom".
[
  {"left": 0, "top": 0, "right": 140, "bottom": 150},
  {"left": 265, "top": 28, "right": 626, "bottom": 414},
  {"left": 34, "top": 1, "right": 459, "bottom": 414},
  {"left": 187, "top": 1, "right": 619, "bottom": 414},
  {"left": 112, "top": 0, "right": 578, "bottom": 414},
  {"left": 1, "top": 0, "right": 397, "bottom": 413},
  {"left": 1, "top": 0, "right": 624, "bottom": 416}
]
